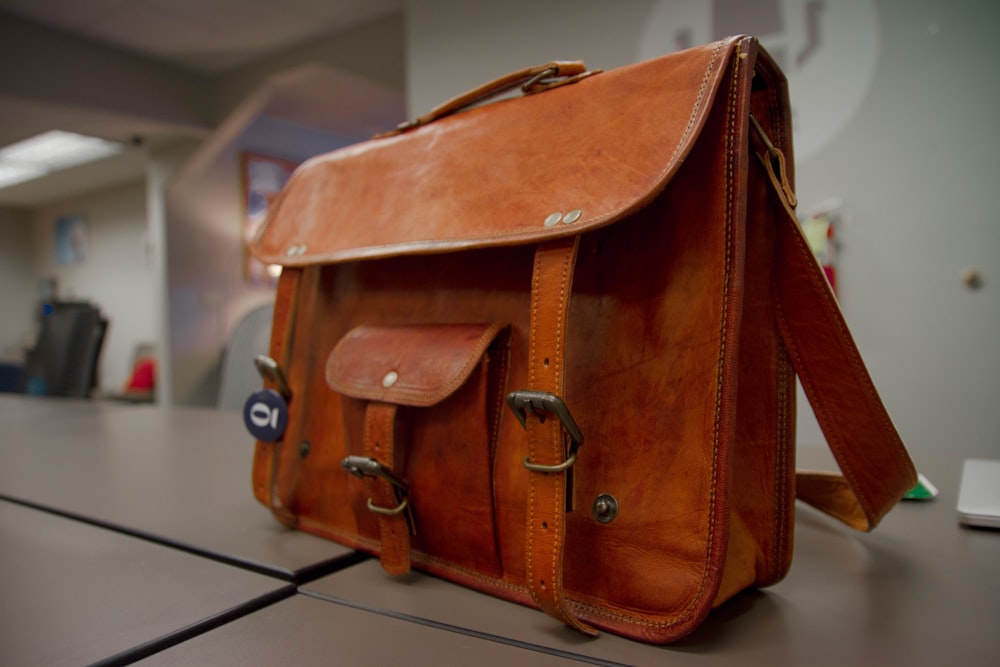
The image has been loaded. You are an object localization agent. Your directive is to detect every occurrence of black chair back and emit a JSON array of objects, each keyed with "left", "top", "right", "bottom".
[{"left": 23, "top": 301, "right": 108, "bottom": 398}]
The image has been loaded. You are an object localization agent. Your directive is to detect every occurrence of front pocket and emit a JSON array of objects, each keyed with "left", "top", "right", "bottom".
[{"left": 327, "top": 323, "right": 510, "bottom": 577}]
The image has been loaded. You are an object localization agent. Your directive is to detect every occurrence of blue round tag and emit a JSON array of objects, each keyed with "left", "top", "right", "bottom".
[{"left": 243, "top": 389, "right": 288, "bottom": 442}]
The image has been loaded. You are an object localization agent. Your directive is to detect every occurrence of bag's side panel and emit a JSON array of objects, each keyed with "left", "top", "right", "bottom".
[
  {"left": 716, "top": 43, "right": 795, "bottom": 604},
  {"left": 712, "top": 43, "right": 799, "bottom": 606},
  {"left": 733, "top": 49, "right": 798, "bottom": 588},
  {"left": 551, "top": 40, "right": 753, "bottom": 641},
  {"left": 266, "top": 266, "right": 323, "bottom": 526},
  {"left": 252, "top": 266, "right": 312, "bottom": 527}
]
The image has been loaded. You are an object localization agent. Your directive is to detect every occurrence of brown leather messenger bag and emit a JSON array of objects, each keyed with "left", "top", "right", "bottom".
[{"left": 245, "top": 35, "right": 917, "bottom": 643}]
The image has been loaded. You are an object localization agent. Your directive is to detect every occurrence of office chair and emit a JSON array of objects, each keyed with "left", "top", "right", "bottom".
[
  {"left": 22, "top": 301, "right": 109, "bottom": 398},
  {"left": 216, "top": 303, "right": 274, "bottom": 411}
]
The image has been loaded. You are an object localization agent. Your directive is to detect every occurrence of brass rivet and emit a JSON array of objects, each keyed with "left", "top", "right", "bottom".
[
  {"left": 543, "top": 212, "right": 563, "bottom": 227},
  {"left": 382, "top": 371, "right": 398, "bottom": 388},
  {"left": 592, "top": 494, "right": 619, "bottom": 523},
  {"left": 563, "top": 209, "right": 582, "bottom": 224}
]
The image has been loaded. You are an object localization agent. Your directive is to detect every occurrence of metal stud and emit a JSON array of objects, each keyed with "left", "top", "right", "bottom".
[
  {"left": 382, "top": 370, "right": 399, "bottom": 388},
  {"left": 563, "top": 209, "right": 582, "bottom": 224},
  {"left": 592, "top": 493, "right": 619, "bottom": 523},
  {"left": 543, "top": 212, "right": 563, "bottom": 227}
]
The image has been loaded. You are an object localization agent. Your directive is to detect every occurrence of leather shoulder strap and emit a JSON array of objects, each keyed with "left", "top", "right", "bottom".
[{"left": 763, "top": 156, "right": 918, "bottom": 531}]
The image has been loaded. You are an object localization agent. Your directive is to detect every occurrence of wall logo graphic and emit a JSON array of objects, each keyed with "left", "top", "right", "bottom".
[{"left": 639, "top": 0, "right": 879, "bottom": 161}]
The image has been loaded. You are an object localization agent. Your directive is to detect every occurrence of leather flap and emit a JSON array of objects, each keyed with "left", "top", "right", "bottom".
[
  {"left": 253, "top": 36, "right": 745, "bottom": 266},
  {"left": 327, "top": 323, "right": 508, "bottom": 407}
]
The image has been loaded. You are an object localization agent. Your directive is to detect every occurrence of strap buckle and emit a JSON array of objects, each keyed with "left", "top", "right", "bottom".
[
  {"left": 521, "top": 65, "right": 602, "bottom": 95},
  {"left": 341, "top": 456, "right": 414, "bottom": 523},
  {"left": 749, "top": 114, "right": 798, "bottom": 208},
  {"left": 506, "top": 390, "right": 584, "bottom": 472}
]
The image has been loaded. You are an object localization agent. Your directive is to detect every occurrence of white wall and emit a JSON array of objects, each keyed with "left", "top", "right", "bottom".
[
  {"left": 30, "top": 181, "right": 157, "bottom": 392},
  {"left": 0, "top": 207, "right": 37, "bottom": 360},
  {"left": 405, "top": 0, "right": 1000, "bottom": 454}
]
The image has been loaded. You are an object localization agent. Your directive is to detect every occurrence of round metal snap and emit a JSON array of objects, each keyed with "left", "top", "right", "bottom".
[
  {"left": 382, "top": 370, "right": 399, "bottom": 388},
  {"left": 592, "top": 493, "right": 619, "bottom": 523},
  {"left": 563, "top": 209, "right": 582, "bottom": 224},
  {"left": 543, "top": 212, "right": 563, "bottom": 227}
]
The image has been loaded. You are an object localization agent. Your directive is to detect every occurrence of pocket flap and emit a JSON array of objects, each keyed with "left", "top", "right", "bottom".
[{"left": 327, "top": 323, "right": 508, "bottom": 407}]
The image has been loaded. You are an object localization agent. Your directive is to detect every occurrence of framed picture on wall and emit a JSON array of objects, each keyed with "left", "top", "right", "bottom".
[
  {"left": 241, "top": 152, "right": 298, "bottom": 286},
  {"left": 54, "top": 214, "right": 88, "bottom": 265}
]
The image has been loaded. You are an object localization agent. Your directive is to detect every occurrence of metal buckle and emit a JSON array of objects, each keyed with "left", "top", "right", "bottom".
[
  {"left": 521, "top": 67, "right": 603, "bottom": 95},
  {"left": 341, "top": 456, "right": 415, "bottom": 529},
  {"left": 506, "top": 390, "right": 584, "bottom": 472},
  {"left": 749, "top": 114, "right": 798, "bottom": 208}
]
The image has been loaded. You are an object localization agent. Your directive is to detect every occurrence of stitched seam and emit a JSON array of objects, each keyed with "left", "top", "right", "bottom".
[
  {"left": 411, "top": 552, "right": 528, "bottom": 594},
  {"left": 773, "top": 336, "right": 790, "bottom": 570},
  {"left": 487, "top": 341, "right": 511, "bottom": 568},
  {"left": 487, "top": 342, "right": 511, "bottom": 457},
  {"left": 698, "top": 38, "right": 737, "bottom": 608},
  {"left": 669, "top": 40, "right": 727, "bottom": 168},
  {"left": 549, "top": 246, "right": 573, "bottom": 616},
  {"left": 526, "top": 247, "right": 543, "bottom": 608}
]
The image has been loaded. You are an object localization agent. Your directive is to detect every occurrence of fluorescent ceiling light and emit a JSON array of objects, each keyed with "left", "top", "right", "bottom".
[
  {"left": 0, "top": 163, "right": 46, "bottom": 189},
  {"left": 0, "top": 130, "right": 123, "bottom": 189}
]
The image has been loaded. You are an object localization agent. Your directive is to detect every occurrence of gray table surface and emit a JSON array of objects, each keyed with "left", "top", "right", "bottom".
[
  {"left": 300, "top": 446, "right": 1000, "bottom": 666},
  {"left": 0, "top": 393, "right": 132, "bottom": 423},
  {"left": 0, "top": 499, "right": 293, "bottom": 667},
  {"left": 3, "top": 396, "right": 997, "bottom": 664},
  {"left": 0, "top": 396, "right": 355, "bottom": 581},
  {"left": 138, "top": 593, "right": 589, "bottom": 666}
]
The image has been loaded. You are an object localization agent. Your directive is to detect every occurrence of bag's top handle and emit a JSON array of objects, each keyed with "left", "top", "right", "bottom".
[{"left": 375, "top": 61, "right": 601, "bottom": 138}]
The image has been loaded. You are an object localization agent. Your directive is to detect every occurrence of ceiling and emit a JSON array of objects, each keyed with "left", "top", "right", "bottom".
[
  {"left": 0, "top": 0, "right": 405, "bottom": 207},
  {"left": 0, "top": 0, "right": 403, "bottom": 73}
]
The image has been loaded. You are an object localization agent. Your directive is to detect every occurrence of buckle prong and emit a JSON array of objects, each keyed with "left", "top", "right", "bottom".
[
  {"left": 341, "top": 455, "right": 415, "bottom": 532},
  {"left": 507, "top": 390, "right": 584, "bottom": 473}
]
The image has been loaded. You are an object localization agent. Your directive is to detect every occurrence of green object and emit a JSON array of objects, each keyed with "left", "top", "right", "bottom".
[{"left": 903, "top": 473, "right": 939, "bottom": 500}]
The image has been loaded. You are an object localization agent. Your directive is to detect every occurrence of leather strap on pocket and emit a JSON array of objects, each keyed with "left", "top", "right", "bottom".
[{"left": 363, "top": 402, "right": 411, "bottom": 575}]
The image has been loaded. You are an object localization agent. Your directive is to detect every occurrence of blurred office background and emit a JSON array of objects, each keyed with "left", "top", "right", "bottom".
[{"left": 0, "top": 0, "right": 996, "bottom": 454}]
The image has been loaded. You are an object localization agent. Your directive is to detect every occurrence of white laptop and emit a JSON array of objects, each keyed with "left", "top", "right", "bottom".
[{"left": 957, "top": 459, "right": 1000, "bottom": 529}]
